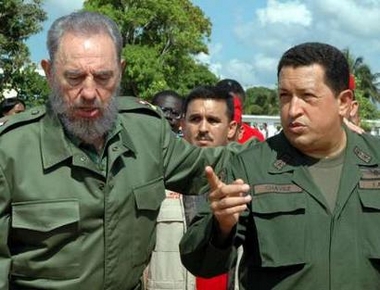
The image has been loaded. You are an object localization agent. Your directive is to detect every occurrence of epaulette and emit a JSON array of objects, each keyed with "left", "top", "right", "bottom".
[
  {"left": 0, "top": 106, "right": 46, "bottom": 136},
  {"left": 117, "top": 96, "right": 162, "bottom": 118}
]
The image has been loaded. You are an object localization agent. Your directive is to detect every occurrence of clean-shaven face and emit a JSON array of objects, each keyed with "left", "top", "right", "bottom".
[{"left": 279, "top": 64, "right": 349, "bottom": 157}]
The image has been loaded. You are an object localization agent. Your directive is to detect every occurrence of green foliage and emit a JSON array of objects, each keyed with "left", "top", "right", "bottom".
[
  {"left": 84, "top": 0, "right": 217, "bottom": 99},
  {"left": 354, "top": 84, "right": 380, "bottom": 121},
  {"left": 14, "top": 64, "right": 50, "bottom": 107},
  {"left": 0, "top": 0, "right": 47, "bottom": 105},
  {"left": 342, "top": 48, "right": 380, "bottom": 103},
  {"left": 245, "top": 86, "right": 279, "bottom": 115}
]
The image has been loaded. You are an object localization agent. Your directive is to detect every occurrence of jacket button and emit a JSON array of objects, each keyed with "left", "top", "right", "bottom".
[
  {"left": 98, "top": 183, "right": 105, "bottom": 190},
  {"left": 80, "top": 156, "right": 87, "bottom": 162}
]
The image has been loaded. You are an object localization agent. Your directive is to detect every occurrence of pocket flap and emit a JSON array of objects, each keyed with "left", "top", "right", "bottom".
[
  {"left": 12, "top": 199, "right": 79, "bottom": 232},
  {"left": 359, "top": 190, "right": 380, "bottom": 210},
  {"left": 133, "top": 177, "right": 165, "bottom": 210},
  {"left": 252, "top": 193, "right": 306, "bottom": 214}
]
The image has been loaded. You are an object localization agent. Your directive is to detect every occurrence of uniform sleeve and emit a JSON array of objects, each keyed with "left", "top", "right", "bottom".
[
  {"left": 162, "top": 117, "right": 255, "bottom": 195},
  {"left": 179, "top": 210, "right": 237, "bottom": 277},
  {"left": 179, "top": 154, "right": 252, "bottom": 277},
  {"left": 0, "top": 165, "right": 11, "bottom": 289},
  {"left": 161, "top": 122, "right": 225, "bottom": 195}
]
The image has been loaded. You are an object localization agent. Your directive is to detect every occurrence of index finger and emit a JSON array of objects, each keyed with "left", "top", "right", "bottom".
[{"left": 205, "top": 166, "right": 221, "bottom": 192}]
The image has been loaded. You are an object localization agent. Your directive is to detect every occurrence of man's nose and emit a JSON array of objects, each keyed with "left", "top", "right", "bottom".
[
  {"left": 288, "top": 96, "right": 303, "bottom": 117},
  {"left": 199, "top": 119, "right": 208, "bottom": 132},
  {"left": 80, "top": 76, "right": 97, "bottom": 101}
]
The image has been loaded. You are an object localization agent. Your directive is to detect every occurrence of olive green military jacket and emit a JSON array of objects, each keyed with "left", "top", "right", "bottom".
[
  {"left": 180, "top": 128, "right": 380, "bottom": 290},
  {"left": 0, "top": 97, "right": 233, "bottom": 290}
]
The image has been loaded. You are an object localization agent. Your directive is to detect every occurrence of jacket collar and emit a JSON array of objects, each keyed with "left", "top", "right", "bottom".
[
  {"left": 267, "top": 126, "right": 378, "bottom": 175},
  {"left": 41, "top": 111, "right": 137, "bottom": 170}
]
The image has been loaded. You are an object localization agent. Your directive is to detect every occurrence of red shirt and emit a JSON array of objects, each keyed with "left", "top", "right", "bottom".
[{"left": 239, "top": 123, "right": 265, "bottom": 143}]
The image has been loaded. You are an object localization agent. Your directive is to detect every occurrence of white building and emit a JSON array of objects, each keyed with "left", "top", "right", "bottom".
[{"left": 243, "top": 115, "right": 380, "bottom": 137}]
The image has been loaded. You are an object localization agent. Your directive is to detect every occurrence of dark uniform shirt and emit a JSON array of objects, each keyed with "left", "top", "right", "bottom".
[{"left": 180, "top": 128, "right": 380, "bottom": 290}]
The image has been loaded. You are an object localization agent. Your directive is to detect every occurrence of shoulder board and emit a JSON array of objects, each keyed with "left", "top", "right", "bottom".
[
  {"left": 0, "top": 106, "right": 46, "bottom": 136},
  {"left": 117, "top": 96, "right": 162, "bottom": 118}
]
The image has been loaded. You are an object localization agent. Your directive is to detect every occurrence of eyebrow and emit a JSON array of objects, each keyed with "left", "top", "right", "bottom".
[{"left": 64, "top": 70, "right": 114, "bottom": 77}]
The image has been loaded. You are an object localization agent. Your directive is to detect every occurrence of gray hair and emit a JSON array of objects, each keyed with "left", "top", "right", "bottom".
[{"left": 47, "top": 11, "right": 123, "bottom": 63}]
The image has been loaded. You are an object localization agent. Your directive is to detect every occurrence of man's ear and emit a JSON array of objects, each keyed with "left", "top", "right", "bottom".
[
  {"left": 228, "top": 120, "right": 238, "bottom": 140},
  {"left": 120, "top": 60, "right": 126, "bottom": 72},
  {"left": 41, "top": 59, "right": 53, "bottom": 86},
  {"left": 338, "top": 89, "right": 353, "bottom": 117},
  {"left": 349, "top": 100, "right": 359, "bottom": 118}
]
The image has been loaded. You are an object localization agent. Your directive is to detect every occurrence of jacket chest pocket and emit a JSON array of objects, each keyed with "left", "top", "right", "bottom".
[
  {"left": 132, "top": 177, "right": 166, "bottom": 267},
  {"left": 11, "top": 199, "right": 80, "bottom": 280},
  {"left": 251, "top": 191, "right": 306, "bottom": 268},
  {"left": 358, "top": 188, "right": 380, "bottom": 260}
]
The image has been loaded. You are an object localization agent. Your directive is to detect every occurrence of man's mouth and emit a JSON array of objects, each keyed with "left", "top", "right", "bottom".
[{"left": 74, "top": 107, "right": 101, "bottom": 118}]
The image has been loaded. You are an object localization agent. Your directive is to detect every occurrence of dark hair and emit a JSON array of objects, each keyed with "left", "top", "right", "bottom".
[
  {"left": 277, "top": 42, "right": 349, "bottom": 94},
  {"left": 47, "top": 11, "right": 123, "bottom": 63},
  {"left": 216, "top": 78, "right": 246, "bottom": 102},
  {"left": 0, "top": 98, "right": 26, "bottom": 117},
  {"left": 151, "top": 90, "right": 182, "bottom": 105},
  {"left": 183, "top": 85, "right": 234, "bottom": 121}
]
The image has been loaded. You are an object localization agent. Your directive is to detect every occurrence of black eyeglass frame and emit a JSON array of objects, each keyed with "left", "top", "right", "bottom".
[{"left": 159, "top": 106, "right": 182, "bottom": 120}]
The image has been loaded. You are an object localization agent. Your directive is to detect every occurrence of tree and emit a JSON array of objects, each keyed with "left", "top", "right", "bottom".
[
  {"left": 14, "top": 64, "right": 50, "bottom": 107},
  {"left": 342, "top": 48, "right": 380, "bottom": 103},
  {"left": 0, "top": 0, "right": 47, "bottom": 104},
  {"left": 245, "top": 86, "right": 279, "bottom": 115},
  {"left": 83, "top": 0, "right": 217, "bottom": 99},
  {"left": 353, "top": 77, "right": 380, "bottom": 121}
]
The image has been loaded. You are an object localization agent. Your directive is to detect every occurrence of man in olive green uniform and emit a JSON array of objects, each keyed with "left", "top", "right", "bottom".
[
  {"left": 0, "top": 12, "right": 233, "bottom": 290},
  {"left": 180, "top": 42, "right": 380, "bottom": 289}
]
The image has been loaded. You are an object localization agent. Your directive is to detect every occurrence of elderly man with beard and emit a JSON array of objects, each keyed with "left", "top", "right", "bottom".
[{"left": 0, "top": 11, "right": 235, "bottom": 290}]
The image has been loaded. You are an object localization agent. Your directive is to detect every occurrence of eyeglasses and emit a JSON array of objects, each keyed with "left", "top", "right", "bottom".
[{"left": 159, "top": 106, "right": 182, "bottom": 120}]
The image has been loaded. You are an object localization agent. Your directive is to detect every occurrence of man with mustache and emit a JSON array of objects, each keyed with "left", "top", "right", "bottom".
[
  {"left": 180, "top": 42, "right": 380, "bottom": 289},
  {"left": 181, "top": 85, "right": 238, "bottom": 290},
  {"left": 182, "top": 85, "right": 237, "bottom": 149},
  {"left": 0, "top": 11, "right": 235, "bottom": 290}
]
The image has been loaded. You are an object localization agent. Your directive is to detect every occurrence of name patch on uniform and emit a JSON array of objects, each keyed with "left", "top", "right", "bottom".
[
  {"left": 359, "top": 180, "right": 380, "bottom": 189},
  {"left": 360, "top": 168, "right": 380, "bottom": 179},
  {"left": 254, "top": 184, "right": 302, "bottom": 194},
  {"left": 358, "top": 168, "right": 380, "bottom": 189},
  {"left": 354, "top": 147, "right": 372, "bottom": 163}
]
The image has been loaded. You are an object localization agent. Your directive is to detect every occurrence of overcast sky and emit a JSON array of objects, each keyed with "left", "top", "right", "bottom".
[{"left": 27, "top": 0, "right": 380, "bottom": 88}]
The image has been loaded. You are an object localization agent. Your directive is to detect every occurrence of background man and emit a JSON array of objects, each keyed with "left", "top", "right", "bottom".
[
  {"left": 147, "top": 85, "right": 238, "bottom": 290},
  {"left": 180, "top": 42, "right": 380, "bottom": 289},
  {"left": 0, "top": 11, "right": 232, "bottom": 290},
  {"left": 152, "top": 90, "right": 183, "bottom": 136},
  {"left": 182, "top": 85, "right": 237, "bottom": 148},
  {"left": 182, "top": 85, "right": 237, "bottom": 290},
  {"left": 146, "top": 90, "right": 192, "bottom": 290},
  {"left": 0, "top": 97, "right": 26, "bottom": 117},
  {"left": 216, "top": 79, "right": 264, "bottom": 142}
]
